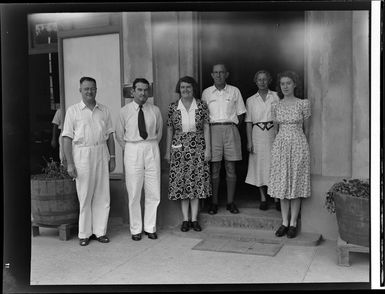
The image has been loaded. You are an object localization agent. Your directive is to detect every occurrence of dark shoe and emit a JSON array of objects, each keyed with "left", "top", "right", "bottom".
[
  {"left": 181, "top": 221, "right": 190, "bottom": 232},
  {"left": 275, "top": 225, "right": 289, "bottom": 237},
  {"left": 95, "top": 235, "right": 110, "bottom": 243},
  {"left": 208, "top": 204, "right": 218, "bottom": 215},
  {"left": 286, "top": 226, "right": 297, "bottom": 238},
  {"left": 275, "top": 201, "right": 281, "bottom": 211},
  {"left": 226, "top": 202, "right": 239, "bottom": 214},
  {"left": 259, "top": 201, "right": 268, "bottom": 211},
  {"left": 131, "top": 233, "right": 142, "bottom": 241},
  {"left": 79, "top": 238, "right": 90, "bottom": 246},
  {"left": 145, "top": 231, "right": 158, "bottom": 239},
  {"left": 191, "top": 221, "right": 202, "bottom": 232}
]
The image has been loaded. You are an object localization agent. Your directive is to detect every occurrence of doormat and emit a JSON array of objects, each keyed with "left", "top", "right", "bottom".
[{"left": 192, "top": 238, "right": 283, "bottom": 257}]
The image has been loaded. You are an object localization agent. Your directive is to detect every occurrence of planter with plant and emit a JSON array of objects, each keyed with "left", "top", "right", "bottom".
[
  {"left": 325, "top": 178, "right": 370, "bottom": 247},
  {"left": 31, "top": 157, "right": 79, "bottom": 240}
]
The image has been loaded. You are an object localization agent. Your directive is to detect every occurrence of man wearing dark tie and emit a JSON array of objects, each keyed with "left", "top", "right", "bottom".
[{"left": 116, "top": 78, "right": 163, "bottom": 241}]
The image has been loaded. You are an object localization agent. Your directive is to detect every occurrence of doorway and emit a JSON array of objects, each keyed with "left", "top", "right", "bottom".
[{"left": 198, "top": 11, "right": 305, "bottom": 207}]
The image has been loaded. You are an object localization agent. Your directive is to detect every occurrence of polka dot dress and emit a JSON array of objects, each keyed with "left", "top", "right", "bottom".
[{"left": 268, "top": 99, "right": 311, "bottom": 199}]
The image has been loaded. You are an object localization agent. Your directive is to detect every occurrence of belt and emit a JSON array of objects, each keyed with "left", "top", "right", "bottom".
[
  {"left": 210, "top": 122, "right": 236, "bottom": 126},
  {"left": 253, "top": 121, "right": 274, "bottom": 131},
  {"left": 175, "top": 130, "right": 204, "bottom": 135},
  {"left": 74, "top": 141, "right": 105, "bottom": 147}
]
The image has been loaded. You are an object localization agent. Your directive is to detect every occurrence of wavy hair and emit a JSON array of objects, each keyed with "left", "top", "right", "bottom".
[
  {"left": 175, "top": 76, "right": 200, "bottom": 99},
  {"left": 276, "top": 70, "right": 303, "bottom": 99}
]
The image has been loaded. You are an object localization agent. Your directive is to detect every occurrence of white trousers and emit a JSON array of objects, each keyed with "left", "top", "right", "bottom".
[
  {"left": 73, "top": 144, "right": 110, "bottom": 239},
  {"left": 124, "top": 140, "right": 160, "bottom": 235}
]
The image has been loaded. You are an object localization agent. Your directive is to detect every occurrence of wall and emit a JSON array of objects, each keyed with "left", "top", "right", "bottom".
[{"left": 302, "top": 11, "right": 369, "bottom": 240}]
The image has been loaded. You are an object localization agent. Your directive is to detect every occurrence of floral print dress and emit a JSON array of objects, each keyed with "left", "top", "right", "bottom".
[
  {"left": 167, "top": 99, "right": 212, "bottom": 200},
  {"left": 268, "top": 99, "right": 311, "bottom": 199}
]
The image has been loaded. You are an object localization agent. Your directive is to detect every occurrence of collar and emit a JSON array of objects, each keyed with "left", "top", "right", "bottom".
[
  {"left": 177, "top": 98, "right": 197, "bottom": 112},
  {"left": 80, "top": 100, "right": 100, "bottom": 110},
  {"left": 133, "top": 100, "right": 146, "bottom": 111},
  {"left": 212, "top": 84, "right": 228, "bottom": 93},
  {"left": 256, "top": 90, "right": 273, "bottom": 100}
]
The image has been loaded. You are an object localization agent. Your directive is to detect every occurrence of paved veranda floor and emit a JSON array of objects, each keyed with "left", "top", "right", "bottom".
[{"left": 30, "top": 218, "right": 369, "bottom": 289}]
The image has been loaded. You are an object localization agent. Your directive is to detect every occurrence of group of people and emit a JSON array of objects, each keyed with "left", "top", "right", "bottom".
[{"left": 57, "top": 63, "right": 311, "bottom": 247}]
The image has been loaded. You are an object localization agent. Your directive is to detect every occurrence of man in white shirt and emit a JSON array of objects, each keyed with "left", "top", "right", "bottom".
[
  {"left": 51, "top": 108, "right": 63, "bottom": 162},
  {"left": 62, "top": 77, "right": 116, "bottom": 246},
  {"left": 202, "top": 64, "right": 246, "bottom": 214},
  {"left": 115, "top": 78, "right": 163, "bottom": 241}
]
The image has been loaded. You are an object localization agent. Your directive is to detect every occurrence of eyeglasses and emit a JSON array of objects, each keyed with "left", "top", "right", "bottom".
[{"left": 82, "top": 87, "right": 97, "bottom": 92}]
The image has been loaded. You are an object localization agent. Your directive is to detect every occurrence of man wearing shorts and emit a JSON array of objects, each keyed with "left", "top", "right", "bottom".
[{"left": 202, "top": 63, "right": 246, "bottom": 214}]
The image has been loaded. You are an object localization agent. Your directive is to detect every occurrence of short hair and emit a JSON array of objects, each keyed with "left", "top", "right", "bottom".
[
  {"left": 132, "top": 78, "right": 150, "bottom": 89},
  {"left": 253, "top": 70, "right": 272, "bottom": 85},
  {"left": 175, "top": 76, "right": 200, "bottom": 99},
  {"left": 79, "top": 76, "right": 96, "bottom": 86},
  {"left": 276, "top": 70, "right": 303, "bottom": 99},
  {"left": 212, "top": 63, "right": 228, "bottom": 73}
]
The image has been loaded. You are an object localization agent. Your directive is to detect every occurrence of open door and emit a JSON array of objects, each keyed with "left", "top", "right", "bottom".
[{"left": 58, "top": 27, "right": 124, "bottom": 177}]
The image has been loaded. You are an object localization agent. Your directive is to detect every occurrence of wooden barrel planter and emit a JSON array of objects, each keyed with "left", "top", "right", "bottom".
[
  {"left": 334, "top": 191, "right": 369, "bottom": 247},
  {"left": 31, "top": 177, "right": 79, "bottom": 240}
]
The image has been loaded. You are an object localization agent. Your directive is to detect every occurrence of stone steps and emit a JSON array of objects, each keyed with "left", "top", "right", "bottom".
[
  {"left": 169, "top": 226, "right": 322, "bottom": 247},
  {"left": 199, "top": 207, "right": 288, "bottom": 231}
]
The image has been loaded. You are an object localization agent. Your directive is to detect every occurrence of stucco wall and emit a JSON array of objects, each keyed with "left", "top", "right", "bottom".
[{"left": 302, "top": 11, "right": 369, "bottom": 240}]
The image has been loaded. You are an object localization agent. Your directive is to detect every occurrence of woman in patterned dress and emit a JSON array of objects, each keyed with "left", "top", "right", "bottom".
[
  {"left": 268, "top": 71, "right": 311, "bottom": 239},
  {"left": 245, "top": 70, "right": 280, "bottom": 211},
  {"left": 165, "top": 76, "right": 212, "bottom": 232}
]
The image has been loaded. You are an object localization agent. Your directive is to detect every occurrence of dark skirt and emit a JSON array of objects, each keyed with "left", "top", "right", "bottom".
[{"left": 168, "top": 131, "right": 212, "bottom": 200}]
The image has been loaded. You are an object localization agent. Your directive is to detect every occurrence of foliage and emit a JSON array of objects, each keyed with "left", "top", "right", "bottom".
[
  {"left": 325, "top": 178, "right": 370, "bottom": 214},
  {"left": 31, "top": 157, "right": 71, "bottom": 180}
]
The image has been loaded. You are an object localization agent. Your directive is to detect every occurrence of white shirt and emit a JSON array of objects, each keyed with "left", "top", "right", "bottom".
[
  {"left": 177, "top": 98, "right": 197, "bottom": 132},
  {"left": 62, "top": 101, "right": 114, "bottom": 147},
  {"left": 115, "top": 100, "right": 163, "bottom": 147},
  {"left": 245, "top": 90, "right": 279, "bottom": 123},
  {"left": 52, "top": 109, "right": 63, "bottom": 129},
  {"left": 201, "top": 84, "right": 246, "bottom": 124}
]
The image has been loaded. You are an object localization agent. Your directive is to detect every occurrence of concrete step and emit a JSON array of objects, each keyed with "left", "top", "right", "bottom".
[
  {"left": 168, "top": 225, "right": 322, "bottom": 247},
  {"left": 199, "top": 207, "right": 284, "bottom": 231}
]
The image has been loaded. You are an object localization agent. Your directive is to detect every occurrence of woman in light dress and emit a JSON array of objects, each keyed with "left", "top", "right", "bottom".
[
  {"left": 268, "top": 71, "right": 311, "bottom": 239},
  {"left": 245, "top": 70, "right": 280, "bottom": 211}
]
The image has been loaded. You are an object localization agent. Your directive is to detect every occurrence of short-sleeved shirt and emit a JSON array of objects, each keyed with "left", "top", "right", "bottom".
[
  {"left": 61, "top": 100, "right": 114, "bottom": 147},
  {"left": 52, "top": 109, "right": 63, "bottom": 129},
  {"left": 245, "top": 90, "right": 279, "bottom": 123},
  {"left": 201, "top": 84, "right": 246, "bottom": 124},
  {"left": 115, "top": 100, "right": 163, "bottom": 147}
]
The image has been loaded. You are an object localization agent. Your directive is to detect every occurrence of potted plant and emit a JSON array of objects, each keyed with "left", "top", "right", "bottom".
[
  {"left": 325, "top": 178, "right": 370, "bottom": 247},
  {"left": 31, "top": 157, "right": 79, "bottom": 240}
]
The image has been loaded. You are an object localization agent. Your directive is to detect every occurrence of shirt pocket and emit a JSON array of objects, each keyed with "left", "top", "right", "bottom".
[{"left": 74, "top": 118, "right": 88, "bottom": 144}]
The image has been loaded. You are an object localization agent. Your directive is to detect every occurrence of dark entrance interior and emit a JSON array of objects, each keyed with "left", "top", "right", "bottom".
[{"left": 199, "top": 11, "right": 305, "bottom": 208}]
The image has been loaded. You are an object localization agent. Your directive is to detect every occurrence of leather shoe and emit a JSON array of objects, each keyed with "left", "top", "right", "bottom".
[
  {"left": 79, "top": 238, "right": 90, "bottom": 246},
  {"left": 95, "top": 235, "right": 110, "bottom": 243},
  {"left": 131, "top": 233, "right": 142, "bottom": 241},
  {"left": 145, "top": 231, "right": 158, "bottom": 239},
  {"left": 275, "top": 225, "right": 289, "bottom": 237},
  {"left": 208, "top": 204, "right": 218, "bottom": 215},
  {"left": 226, "top": 202, "right": 239, "bottom": 214},
  {"left": 181, "top": 221, "right": 190, "bottom": 232},
  {"left": 259, "top": 201, "right": 268, "bottom": 211},
  {"left": 191, "top": 221, "right": 202, "bottom": 232},
  {"left": 286, "top": 226, "right": 297, "bottom": 238}
]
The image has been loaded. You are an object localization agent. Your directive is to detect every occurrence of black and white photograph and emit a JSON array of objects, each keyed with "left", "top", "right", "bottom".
[{"left": 2, "top": 1, "right": 382, "bottom": 292}]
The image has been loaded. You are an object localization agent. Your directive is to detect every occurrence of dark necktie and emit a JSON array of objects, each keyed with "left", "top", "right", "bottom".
[{"left": 138, "top": 105, "right": 148, "bottom": 140}]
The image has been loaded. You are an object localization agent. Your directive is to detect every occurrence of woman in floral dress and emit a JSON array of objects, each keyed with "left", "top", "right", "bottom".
[
  {"left": 165, "top": 76, "right": 212, "bottom": 232},
  {"left": 268, "top": 71, "right": 311, "bottom": 239}
]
